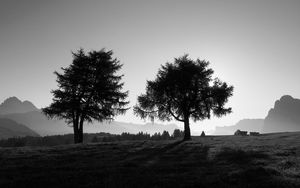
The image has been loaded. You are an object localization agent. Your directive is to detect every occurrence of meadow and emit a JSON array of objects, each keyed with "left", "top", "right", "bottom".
[{"left": 0, "top": 132, "right": 300, "bottom": 187}]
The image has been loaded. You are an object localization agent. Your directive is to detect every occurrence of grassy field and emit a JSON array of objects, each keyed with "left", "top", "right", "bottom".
[{"left": 0, "top": 132, "right": 300, "bottom": 188}]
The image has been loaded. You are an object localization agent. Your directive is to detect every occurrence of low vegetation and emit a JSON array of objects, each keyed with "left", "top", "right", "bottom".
[
  {"left": 0, "top": 129, "right": 184, "bottom": 147},
  {"left": 0, "top": 132, "right": 299, "bottom": 187}
]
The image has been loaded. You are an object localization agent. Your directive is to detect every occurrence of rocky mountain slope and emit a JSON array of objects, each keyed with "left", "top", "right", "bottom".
[
  {"left": 263, "top": 95, "right": 300, "bottom": 133},
  {"left": 215, "top": 95, "right": 300, "bottom": 135}
]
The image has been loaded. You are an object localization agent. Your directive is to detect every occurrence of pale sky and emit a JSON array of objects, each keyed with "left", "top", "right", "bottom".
[{"left": 1, "top": 0, "right": 300, "bottom": 134}]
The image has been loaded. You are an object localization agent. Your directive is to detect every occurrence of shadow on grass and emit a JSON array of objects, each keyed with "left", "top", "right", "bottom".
[
  {"left": 215, "top": 147, "right": 270, "bottom": 164},
  {"left": 115, "top": 140, "right": 212, "bottom": 188},
  {"left": 1, "top": 141, "right": 299, "bottom": 188},
  {"left": 121, "top": 140, "right": 187, "bottom": 167},
  {"left": 212, "top": 147, "right": 296, "bottom": 188}
]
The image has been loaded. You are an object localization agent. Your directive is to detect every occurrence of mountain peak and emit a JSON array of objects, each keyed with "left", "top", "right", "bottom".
[
  {"left": 2, "top": 96, "right": 21, "bottom": 104},
  {"left": 0, "top": 96, "right": 38, "bottom": 115},
  {"left": 279, "top": 95, "right": 294, "bottom": 102},
  {"left": 264, "top": 95, "right": 300, "bottom": 133}
]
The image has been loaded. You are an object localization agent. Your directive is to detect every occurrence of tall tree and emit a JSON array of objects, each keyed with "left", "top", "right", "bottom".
[
  {"left": 42, "top": 49, "right": 129, "bottom": 143},
  {"left": 134, "top": 55, "right": 233, "bottom": 140}
]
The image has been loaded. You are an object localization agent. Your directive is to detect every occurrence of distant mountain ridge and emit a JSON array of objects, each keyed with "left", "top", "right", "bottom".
[
  {"left": 0, "top": 97, "right": 180, "bottom": 136},
  {"left": 2, "top": 96, "right": 300, "bottom": 136},
  {"left": 0, "top": 118, "right": 39, "bottom": 139},
  {"left": 215, "top": 95, "right": 300, "bottom": 135},
  {"left": 0, "top": 96, "right": 38, "bottom": 115},
  {"left": 264, "top": 95, "right": 300, "bottom": 133},
  {"left": 0, "top": 110, "right": 180, "bottom": 136}
]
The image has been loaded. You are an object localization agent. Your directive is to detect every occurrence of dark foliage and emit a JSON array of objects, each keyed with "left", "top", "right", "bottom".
[
  {"left": 42, "top": 49, "right": 129, "bottom": 143},
  {"left": 0, "top": 130, "right": 184, "bottom": 147},
  {"left": 100, "top": 130, "right": 184, "bottom": 142},
  {"left": 0, "top": 135, "right": 74, "bottom": 147},
  {"left": 201, "top": 131, "right": 206, "bottom": 137},
  {"left": 134, "top": 55, "right": 233, "bottom": 140},
  {"left": 172, "top": 128, "right": 184, "bottom": 138}
]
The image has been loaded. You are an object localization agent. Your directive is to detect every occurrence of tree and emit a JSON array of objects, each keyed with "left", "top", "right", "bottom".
[
  {"left": 161, "top": 130, "right": 171, "bottom": 140},
  {"left": 42, "top": 49, "right": 129, "bottom": 143},
  {"left": 134, "top": 55, "right": 233, "bottom": 140},
  {"left": 172, "top": 129, "right": 184, "bottom": 139},
  {"left": 200, "top": 131, "right": 206, "bottom": 137}
]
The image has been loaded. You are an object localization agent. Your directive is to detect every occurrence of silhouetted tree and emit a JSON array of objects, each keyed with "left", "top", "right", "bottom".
[
  {"left": 151, "top": 132, "right": 162, "bottom": 140},
  {"left": 161, "top": 130, "right": 171, "bottom": 140},
  {"left": 200, "top": 131, "right": 205, "bottom": 137},
  {"left": 134, "top": 55, "right": 233, "bottom": 140},
  {"left": 42, "top": 49, "right": 129, "bottom": 143},
  {"left": 172, "top": 129, "right": 184, "bottom": 139},
  {"left": 91, "top": 136, "right": 99, "bottom": 143}
]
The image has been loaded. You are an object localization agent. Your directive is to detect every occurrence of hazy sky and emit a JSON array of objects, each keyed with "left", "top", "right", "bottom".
[{"left": 1, "top": 0, "right": 300, "bottom": 133}]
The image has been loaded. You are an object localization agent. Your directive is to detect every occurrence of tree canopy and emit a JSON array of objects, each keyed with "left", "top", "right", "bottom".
[
  {"left": 134, "top": 55, "right": 233, "bottom": 140},
  {"left": 42, "top": 49, "right": 129, "bottom": 143}
]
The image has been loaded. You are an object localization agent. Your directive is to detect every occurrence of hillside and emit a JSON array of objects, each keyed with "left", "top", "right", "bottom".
[
  {"left": 0, "top": 132, "right": 300, "bottom": 187},
  {"left": 0, "top": 110, "right": 179, "bottom": 136},
  {"left": 0, "top": 97, "right": 180, "bottom": 136},
  {"left": 0, "top": 110, "right": 71, "bottom": 135},
  {"left": 0, "top": 118, "right": 39, "bottom": 139}
]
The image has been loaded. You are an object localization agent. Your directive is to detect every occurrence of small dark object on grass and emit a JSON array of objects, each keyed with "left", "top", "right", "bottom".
[
  {"left": 201, "top": 131, "right": 205, "bottom": 137},
  {"left": 234, "top": 129, "right": 248, "bottom": 136},
  {"left": 250, "top": 132, "right": 260, "bottom": 136}
]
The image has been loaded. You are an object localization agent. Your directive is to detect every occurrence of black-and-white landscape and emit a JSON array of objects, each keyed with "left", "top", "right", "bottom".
[{"left": 1, "top": 1, "right": 300, "bottom": 187}]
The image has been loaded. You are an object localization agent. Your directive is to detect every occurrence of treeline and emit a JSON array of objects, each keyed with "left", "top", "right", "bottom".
[
  {"left": 0, "top": 129, "right": 184, "bottom": 147},
  {"left": 99, "top": 129, "right": 184, "bottom": 142}
]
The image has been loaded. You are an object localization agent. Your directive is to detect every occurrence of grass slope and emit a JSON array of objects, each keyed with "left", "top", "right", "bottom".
[{"left": 0, "top": 132, "right": 300, "bottom": 187}]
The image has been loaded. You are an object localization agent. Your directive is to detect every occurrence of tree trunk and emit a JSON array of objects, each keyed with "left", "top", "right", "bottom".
[
  {"left": 73, "top": 121, "right": 80, "bottom": 143},
  {"left": 73, "top": 113, "right": 82, "bottom": 144},
  {"left": 78, "top": 128, "right": 83, "bottom": 143},
  {"left": 78, "top": 117, "right": 84, "bottom": 143},
  {"left": 183, "top": 116, "right": 191, "bottom": 140}
]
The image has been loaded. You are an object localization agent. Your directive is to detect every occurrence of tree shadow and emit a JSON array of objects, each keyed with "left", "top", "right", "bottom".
[
  {"left": 122, "top": 140, "right": 186, "bottom": 166},
  {"left": 212, "top": 147, "right": 293, "bottom": 188},
  {"left": 215, "top": 147, "right": 270, "bottom": 164}
]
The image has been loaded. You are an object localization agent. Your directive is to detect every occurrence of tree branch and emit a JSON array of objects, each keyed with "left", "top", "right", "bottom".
[{"left": 168, "top": 107, "right": 184, "bottom": 122}]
